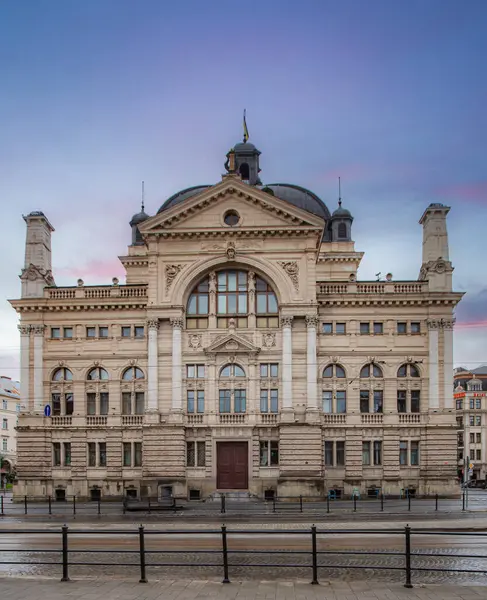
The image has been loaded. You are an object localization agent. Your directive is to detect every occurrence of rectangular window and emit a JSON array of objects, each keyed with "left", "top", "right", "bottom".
[
  {"left": 2, "top": 419, "right": 7, "bottom": 430},
  {"left": 411, "top": 322, "right": 421, "bottom": 334},
  {"left": 374, "top": 390, "right": 383, "bottom": 413},
  {"left": 360, "top": 390, "right": 370, "bottom": 413},
  {"left": 88, "top": 443, "right": 96, "bottom": 467},
  {"left": 410, "top": 390, "right": 420, "bottom": 413},
  {"left": 65, "top": 393, "right": 74, "bottom": 416},
  {"left": 121, "top": 326, "right": 131, "bottom": 338},
  {"left": 322, "top": 390, "right": 332, "bottom": 413},
  {"left": 234, "top": 390, "right": 246, "bottom": 413},
  {"left": 476, "top": 399, "right": 482, "bottom": 410},
  {"left": 476, "top": 415, "right": 482, "bottom": 426},
  {"left": 123, "top": 442, "right": 132, "bottom": 467},
  {"left": 98, "top": 442, "right": 107, "bottom": 467},
  {"left": 410, "top": 441, "right": 419, "bottom": 466},
  {"left": 196, "top": 441, "right": 206, "bottom": 467},
  {"left": 360, "top": 322, "right": 370, "bottom": 335},
  {"left": 186, "top": 441, "right": 205, "bottom": 467},
  {"left": 51, "top": 327, "right": 61, "bottom": 339},
  {"left": 476, "top": 433, "right": 481, "bottom": 444},
  {"left": 99, "top": 392, "right": 109, "bottom": 415},
  {"left": 187, "top": 364, "right": 205, "bottom": 378},
  {"left": 335, "top": 323, "right": 346, "bottom": 335},
  {"left": 2, "top": 400, "right": 6, "bottom": 410},
  {"left": 470, "top": 432, "right": 475, "bottom": 444},
  {"left": 2, "top": 438, "right": 6, "bottom": 452},
  {"left": 87, "top": 393, "right": 96, "bottom": 415},
  {"left": 135, "top": 392, "right": 145, "bottom": 415},
  {"left": 397, "top": 322, "right": 407, "bottom": 335},
  {"left": 323, "top": 322, "right": 333, "bottom": 335},
  {"left": 260, "top": 363, "right": 279, "bottom": 378},
  {"left": 269, "top": 389, "right": 278, "bottom": 413},
  {"left": 399, "top": 441, "right": 408, "bottom": 465},
  {"left": 324, "top": 441, "right": 334, "bottom": 466},
  {"left": 122, "top": 392, "right": 131, "bottom": 415},
  {"left": 63, "top": 442, "right": 71, "bottom": 466},
  {"left": 98, "top": 326, "right": 109, "bottom": 338},
  {"left": 53, "top": 442, "right": 61, "bottom": 466},
  {"left": 336, "top": 441, "right": 345, "bottom": 466},
  {"left": 134, "top": 442, "right": 142, "bottom": 467},
  {"left": 456, "top": 399, "right": 463, "bottom": 410},
  {"left": 186, "top": 441, "right": 195, "bottom": 467},
  {"left": 219, "top": 390, "right": 231, "bottom": 413},
  {"left": 63, "top": 327, "right": 73, "bottom": 339},
  {"left": 336, "top": 391, "right": 346, "bottom": 414},
  {"left": 362, "top": 441, "right": 371, "bottom": 466},
  {"left": 476, "top": 449, "right": 481, "bottom": 461},
  {"left": 52, "top": 393, "right": 61, "bottom": 416},
  {"left": 195, "top": 390, "right": 205, "bottom": 413},
  {"left": 470, "top": 416, "right": 475, "bottom": 426},
  {"left": 470, "top": 399, "right": 475, "bottom": 410},
  {"left": 397, "top": 391, "right": 407, "bottom": 413},
  {"left": 373, "top": 441, "right": 382, "bottom": 465},
  {"left": 187, "top": 390, "right": 195, "bottom": 414},
  {"left": 260, "top": 440, "right": 278, "bottom": 466},
  {"left": 373, "top": 322, "right": 383, "bottom": 335},
  {"left": 134, "top": 326, "right": 144, "bottom": 338},
  {"left": 86, "top": 327, "right": 96, "bottom": 338}
]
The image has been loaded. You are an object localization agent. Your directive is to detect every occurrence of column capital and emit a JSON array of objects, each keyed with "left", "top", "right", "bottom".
[
  {"left": 31, "top": 324, "right": 46, "bottom": 336},
  {"left": 17, "top": 324, "right": 32, "bottom": 335},
  {"left": 427, "top": 318, "right": 455, "bottom": 330},
  {"left": 305, "top": 314, "right": 319, "bottom": 328},
  {"left": 280, "top": 315, "right": 294, "bottom": 328},
  {"left": 146, "top": 318, "right": 159, "bottom": 330},
  {"left": 170, "top": 317, "right": 184, "bottom": 329}
]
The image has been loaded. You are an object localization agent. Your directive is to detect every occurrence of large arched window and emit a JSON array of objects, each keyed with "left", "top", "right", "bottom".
[
  {"left": 219, "top": 363, "right": 246, "bottom": 413},
  {"left": 51, "top": 368, "right": 73, "bottom": 416},
  {"left": 322, "top": 364, "right": 347, "bottom": 414},
  {"left": 360, "top": 363, "right": 383, "bottom": 414},
  {"left": 397, "top": 363, "right": 421, "bottom": 413},
  {"left": 87, "top": 367, "right": 109, "bottom": 381},
  {"left": 121, "top": 367, "right": 146, "bottom": 416},
  {"left": 186, "top": 270, "right": 278, "bottom": 329},
  {"left": 86, "top": 367, "right": 109, "bottom": 415}
]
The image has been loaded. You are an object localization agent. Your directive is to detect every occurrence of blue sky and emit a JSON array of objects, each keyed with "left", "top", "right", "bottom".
[{"left": 1, "top": 0, "right": 486, "bottom": 378}]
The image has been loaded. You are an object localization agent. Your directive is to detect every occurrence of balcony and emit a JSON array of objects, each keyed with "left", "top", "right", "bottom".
[
  {"left": 51, "top": 416, "right": 72, "bottom": 427},
  {"left": 122, "top": 415, "right": 144, "bottom": 426},
  {"left": 322, "top": 414, "right": 346, "bottom": 425},
  {"left": 86, "top": 416, "right": 108, "bottom": 426},
  {"left": 361, "top": 414, "right": 383, "bottom": 425},
  {"left": 258, "top": 413, "right": 279, "bottom": 426},
  {"left": 318, "top": 281, "right": 427, "bottom": 295},
  {"left": 399, "top": 414, "right": 421, "bottom": 425},
  {"left": 219, "top": 414, "right": 247, "bottom": 425},
  {"left": 45, "top": 284, "right": 148, "bottom": 301},
  {"left": 186, "top": 414, "right": 205, "bottom": 425}
]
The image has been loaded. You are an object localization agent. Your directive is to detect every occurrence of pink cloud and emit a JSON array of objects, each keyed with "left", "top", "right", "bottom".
[
  {"left": 56, "top": 259, "right": 125, "bottom": 284},
  {"left": 455, "top": 320, "right": 487, "bottom": 329},
  {"left": 435, "top": 182, "right": 487, "bottom": 205}
]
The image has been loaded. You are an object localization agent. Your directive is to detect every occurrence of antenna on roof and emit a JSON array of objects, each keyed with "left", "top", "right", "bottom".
[
  {"left": 338, "top": 177, "right": 342, "bottom": 208},
  {"left": 141, "top": 181, "right": 145, "bottom": 212}
]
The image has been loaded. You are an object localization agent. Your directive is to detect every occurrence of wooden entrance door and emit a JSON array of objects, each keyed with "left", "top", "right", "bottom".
[{"left": 217, "top": 442, "right": 248, "bottom": 489}]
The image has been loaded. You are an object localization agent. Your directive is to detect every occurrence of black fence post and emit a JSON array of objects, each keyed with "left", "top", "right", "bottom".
[
  {"left": 462, "top": 491, "right": 465, "bottom": 511},
  {"left": 408, "top": 494, "right": 411, "bottom": 512},
  {"left": 273, "top": 497, "right": 276, "bottom": 513},
  {"left": 97, "top": 496, "right": 101, "bottom": 516},
  {"left": 221, "top": 525, "right": 230, "bottom": 584},
  {"left": 61, "top": 524, "right": 70, "bottom": 582},
  {"left": 300, "top": 495, "right": 303, "bottom": 513},
  {"left": 48, "top": 495, "right": 52, "bottom": 515},
  {"left": 24, "top": 495, "right": 27, "bottom": 515},
  {"left": 138, "top": 525, "right": 147, "bottom": 583},
  {"left": 404, "top": 525, "right": 413, "bottom": 588},
  {"left": 326, "top": 495, "right": 330, "bottom": 514},
  {"left": 435, "top": 493, "right": 438, "bottom": 512},
  {"left": 381, "top": 493, "right": 384, "bottom": 512},
  {"left": 353, "top": 495, "right": 357, "bottom": 512},
  {"left": 311, "top": 525, "right": 319, "bottom": 585},
  {"left": 221, "top": 494, "right": 226, "bottom": 514},
  {"left": 73, "top": 495, "right": 76, "bottom": 515},
  {"left": 1, "top": 494, "right": 4, "bottom": 515},
  {"left": 172, "top": 497, "right": 177, "bottom": 513}
]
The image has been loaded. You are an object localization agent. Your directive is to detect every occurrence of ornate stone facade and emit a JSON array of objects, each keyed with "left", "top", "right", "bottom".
[{"left": 9, "top": 142, "right": 463, "bottom": 500}]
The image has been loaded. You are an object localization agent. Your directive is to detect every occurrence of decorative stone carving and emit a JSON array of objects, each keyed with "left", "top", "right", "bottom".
[
  {"left": 31, "top": 325, "right": 46, "bottom": 335},
  {"left": 165, "top": 264, "right": 184, "bottom": 294},
  {"left": 170, "top": 317, "right": 184, "bottom": 329},
  {"left": 209, "top": 271, "right": 217, "bottom": 293},
  {"left": 419, "top": 259, "right": 453, "bottom": 280},
  {"left": 147, "top": 319, "right": 159, "bottom": 330},
  {"left": 188, "top": 334, "right": 202, "bottom": 349},
  {"left": 280, "top": 316, "right": 294, "bottom": 328},
  {"left": 58, "top": 360, "right": 65, "bottom": 367},
  {"left": 228, "top": 317, "right": 236, "bottom": 331},
  {"left": 331, "top": 356, "right": 339, "bottom": 363},
  {"left": 20, "top": 263, "right": 55, "bottom": 285},
  {"left": 226, "top": 241, "right": 236, "bottom": 260},
  {"left": 442, "top": 318, "right": 455, "bottom": 329},
  {"left": 129, "top": 359, "right": 137, "bottom": 366},
  {"left": 278, "top": 261, "right": 299, "bottom": 291},
  {"left": 225, "top": 340, "right": 239, "bottom": 351},
  {"left": 427, "top": 318, "right": 455, "bottom": 330},
  {"left": 305, "top": 315, "right": 319, "bottom": 328},
  {"left": 262, "top": 332, "right": 276, "bottom": 348},
  {"left": 17, "top": 324, "right": 31, "bottom": 335}
]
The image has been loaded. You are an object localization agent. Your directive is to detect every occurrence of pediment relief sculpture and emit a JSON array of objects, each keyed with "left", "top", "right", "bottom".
[{"left": 204, "top": 332, "right": 260, "bottom": 356}]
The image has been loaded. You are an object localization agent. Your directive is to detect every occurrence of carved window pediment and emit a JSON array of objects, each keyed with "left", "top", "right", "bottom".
[{"left": 204, "top": 332, "right": 260, "bottom": 356}]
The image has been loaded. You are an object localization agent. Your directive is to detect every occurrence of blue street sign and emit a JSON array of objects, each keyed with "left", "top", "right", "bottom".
[{"left": 44, "top": 405, "right": 51, "bottom": 417}]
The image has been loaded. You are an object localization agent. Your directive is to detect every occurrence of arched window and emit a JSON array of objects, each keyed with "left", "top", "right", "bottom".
[
  {"left": 322, "top": 364, "right": 347, "bottom": 414},
  {"left": 239, "top": 162, "right": 250, "bottom": 180},
  {"left": 52, "top": 368, "right": 73, "bottom": 381},
  {"left": 87, "top": 367, "right": 109, "bottom": 381},
  {"left": 360, "top": 363, "right": 383, "bottom": 414},
  {"left": 218, "top": 364, "right": 246, "bottom": 413},
  {"left": 186, "top": 270, "right": 278, "bottom": 329},
  {"left": 50, "top": 368, "right": 73, "bottom": 416},
  {"left": 337, "top": 222, "right": 347, "bottom": 239},
  {"left": 397, "top": 364, "right": 421, "bottom": 414},
  {"left": 122, "top": 367, "right": 145, "bottom": 381}
]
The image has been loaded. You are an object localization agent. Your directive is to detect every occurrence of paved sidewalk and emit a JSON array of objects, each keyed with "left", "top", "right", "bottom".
[{"left": 0, "top": 577, "right": 485, "bottom": 599}]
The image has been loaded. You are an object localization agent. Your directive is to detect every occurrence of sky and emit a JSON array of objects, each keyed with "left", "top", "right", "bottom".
[{"left": 0, "top": 0, "right": 486, "bottom": 379}]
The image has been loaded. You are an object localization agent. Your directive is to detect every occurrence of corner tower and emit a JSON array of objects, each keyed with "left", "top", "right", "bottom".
[
  {"left": 419, "top": 203, "right": 453, "bottom": 291},
  {"left": 20, "top": 211, "right": 55, "bottom": 298}
]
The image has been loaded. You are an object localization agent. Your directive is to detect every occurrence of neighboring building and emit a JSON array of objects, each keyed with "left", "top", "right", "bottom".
[
  {"left": 454, "top": 366, "right": 487, "bottom": 481},
  {"left": 0, "top": 376, "right": 20, "bottom": 483},
  {"left": 9, "top": 135, "right": 463, "bottom": 500}
]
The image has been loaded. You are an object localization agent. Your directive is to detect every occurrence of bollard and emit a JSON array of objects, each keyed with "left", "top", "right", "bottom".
[
  {"left": 408, "top": 494, "right": 411, "bottom": 512},
  {"left": 1, "top": 494, "right": 4, "bottom": 515},
  {"left": 24, "top": 495, "right": 28, "bottom": 515},
  {"left": 61, "top": 525, "right": 70, "bottom": 581},
  {"left": 73, "top": 495, "right": 76, "bottom": 515},
  {"left": 327, "top": 495, "right": 330, "bottom": 514},
  {"left": 300, "top": 495, "right": 303, "bottom": 513},
  {"left": 221, "top": 494, "right": 226, "bottom": 514},
  {"left": 435, "top": 493, "right": 438, "bottom": 512},
  {"left": 353, "top": 495, "right": 357, "bottom": 512},
  {"left": 221, "top": 525, "right": 230, "bottom": 583},
  {"left": 462, "top": 491, "right": 465, "bottom": 511},
  {"left": 98, "top": 496, "right": 101, "bottom": 516},
  {"left": 311, "top": 525, "right": 319, "bottom": 584},
  {"left": 138, "top": 525, "right": 147, "bottom": 583},
  {"left": 381, "top": 493, "right": 384, "bottom": 512},
  {"left": 172, "top": 497, "right": 177, "bottom": 513},
  {"left": 404, "top": 525, "right": 413, "bottom": 588},
  {"left": 48, "top": 495, "right": 52, "bottom": 515}
]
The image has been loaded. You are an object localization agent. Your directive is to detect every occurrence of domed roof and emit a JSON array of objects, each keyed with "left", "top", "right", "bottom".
[
  {"left": 157, "top": 185, "right": 211, "bottom": 214},
  {"left": 233, "top": 141, "right": 259, "bottom": 154},
  {"left": 263, "top": 184, "right": 331, "bottom": 219},
  {"left": 331, "top": 204, "right": 353, "bottom": 219},
  {"left": 130, "top": 208, "right": 149, "bottom": 226}
]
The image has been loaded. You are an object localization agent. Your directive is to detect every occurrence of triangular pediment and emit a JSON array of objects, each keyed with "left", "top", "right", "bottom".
[
  {"left": 204, "top": 330, "right": 260, "bottom": 355},
  {"left": 140, "top": 176, "right": 325, "bottom": 235}
]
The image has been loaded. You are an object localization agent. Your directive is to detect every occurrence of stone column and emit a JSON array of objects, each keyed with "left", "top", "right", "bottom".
[
  {"left": 18, "top": 324, "right": 31, "bottom": 412},
  {"left": 170, "top": 317, "right": 183, "bottom": 410},
  {"left": 443, "top": 319, "right": 454, "bottom": 410},
  {"left": 206, "top": 354, "right": 216, "bottom": 422},
  {"left": 208, "top": 271, "right": 217, "bottom": 329},
  {"left": 147, "top": 319, "right": 159, "bottom": 412},
  {"left": 305, "top": 315, "right": 319, "bottom": 411},
  {"left": 281, "top": 316, "right": 294, "bottom": 411},
  {"left": 32, "top": 325, "right": 46, "bottom": 413},
  {"left": 427, "top": 319, "right": 439, "bottom": 409}
]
